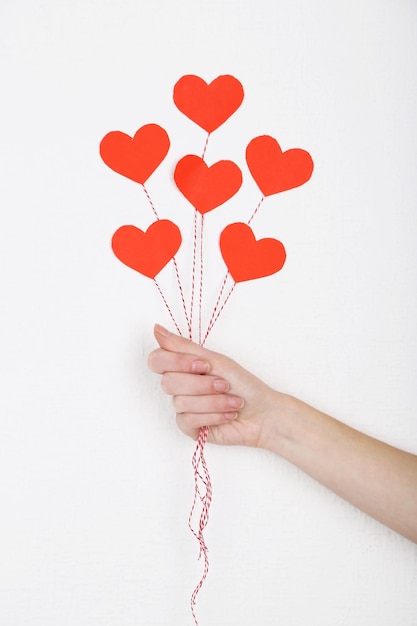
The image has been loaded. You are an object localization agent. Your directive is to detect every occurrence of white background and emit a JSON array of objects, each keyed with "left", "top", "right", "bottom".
[{"left": 1, "top": 0, "right": 417, "bottom": 624}]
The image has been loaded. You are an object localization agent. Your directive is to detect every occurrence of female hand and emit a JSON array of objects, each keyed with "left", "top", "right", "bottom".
[{"left": 147, "top": 324, "right": 288, "bottom": 448}]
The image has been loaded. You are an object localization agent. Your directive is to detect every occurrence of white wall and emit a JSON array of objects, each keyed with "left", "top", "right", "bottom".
[{"left": 1, "top": 1, "right": 416, "bottom": 624}]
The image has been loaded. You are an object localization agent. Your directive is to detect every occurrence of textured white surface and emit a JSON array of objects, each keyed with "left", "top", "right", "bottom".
[{"left": 1, "top": 0, "right": 416, "bottom": 624}]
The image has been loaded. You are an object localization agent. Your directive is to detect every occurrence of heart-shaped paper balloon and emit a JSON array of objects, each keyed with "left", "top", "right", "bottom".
[
  {"left": 246, "top": 135, "right": 314, "bottom": 196},
  {"left": 173, "top": 75, "right": 244, "bottom": 133},
  {"left": 174, "top": 155, "right": 242, "bottom": 214},
  {"left": 100, "top": 124, "right": 170, "bottom": 184},
  {"left": 220, "top": 222, "right": 286, "bottom": 282},
  {"left": 112, "top": 220, "right": 181, "bottom": 279}
]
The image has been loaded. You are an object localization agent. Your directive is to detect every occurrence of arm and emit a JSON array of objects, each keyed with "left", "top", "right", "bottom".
[{"left": 148, "top": 324, "right": 417, "bottom": 543}]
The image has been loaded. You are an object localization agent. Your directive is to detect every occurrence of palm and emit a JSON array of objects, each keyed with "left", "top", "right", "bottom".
[{"left": 207, "top": 414, "right": 263, "bottom": 447}]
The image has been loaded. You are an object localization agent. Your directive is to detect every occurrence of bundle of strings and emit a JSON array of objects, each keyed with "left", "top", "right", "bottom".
[
  {"left": 159, "top": 134, "right": 231, "bottom": 625},
  {"left": 189, "top": 425, "right": 212, "bottom": 624},
  {"left": 146, "top": 201, "right": 269, "bottom": 625},
  {"left": 142, "top": 177, "right": 225, "bottom": 625}
]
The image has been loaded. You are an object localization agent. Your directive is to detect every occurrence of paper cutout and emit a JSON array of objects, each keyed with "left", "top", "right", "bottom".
[
  {"left": 174, "top": 155, "right": 242, "bottom": 214},
  {"left": 111, "top": 221, "right": 181, "bottom": 279},
  {"left": 173, "top": 75, "right": 244, "bottom": 133},
  {"left": 220, "top": 222, "right": 286, "bottom": 283},
  {"left": 246, "top": 135, "right": 314, "bottom": 196},
  {"left": 100, "top": 124, "right": 170, "bottom": 184}
]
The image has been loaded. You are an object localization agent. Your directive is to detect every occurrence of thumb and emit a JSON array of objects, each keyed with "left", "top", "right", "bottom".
[{"left": 153, "top": 324, "right": 210, "bottom": 358}]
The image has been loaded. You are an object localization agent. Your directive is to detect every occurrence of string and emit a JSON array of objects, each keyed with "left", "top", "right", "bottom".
[
  {"left": 201, "top": 132, "right": 210, "bottom": 160},
  {"left": 189, "top": 425, "right": 212, "bottom": 626},
  {"left": 153, "top": 280, "right": 183, "bottom": 336},
  {"left": 203, "top": 271, "right": 230, "bottom": 341},
  {"left": 247, "top": 195, "right": 265, "bottom": 224},
  {"left": 189, "top": 211, "right": 198, "bottom": 339},
  {"left": 188, "top": 133, "right": 210, "bottom": 341},
  {"left": 189, "top": 278, "right": 236, "bottom": 622},
  {"left": 198, "top": 214, "right": 204, "bottom": 345},
  {"left": 173, "top": 258, "right": 192, "bottom": 339},
  {"left": 190, "top": 194, "right": 266, "bottom": 621},
  {"left": 188, "top": 274, "right": 234, "bottom": 620},
  {"left": 197, "top": 134, "right": 210, "bottom": 342},
  {"left": 202, "top": 282, "right": 236, "bottom": 347},
  {"left": 190, "top": 134, "right": 266, "bottom": 621},
  {"left": 188, "top": 131, "right": 212, "bottom": 625},
  {"left": 142, "top": 183, "right": 191, "bottom": 336},
  {"left": 201, "top": 194, "right": 266, "bottom": 342},
  {"left": 190, "top": 195, "right": 267, "bottom": 606},
  {"left": 142, "top": 183, "right": 159, "bottom": 220}
]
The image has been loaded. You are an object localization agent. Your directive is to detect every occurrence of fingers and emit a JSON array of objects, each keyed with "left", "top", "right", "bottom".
[
  {"left": 177, "top": 412, "right": 238, "bottom": 438},
  {"left": 160, "top": 372, "right": 229, "bottom": 396},
  {"left": 148, "top": 330, "right": 243, "bottom": 412},
  {"left": 173, "top": 392, "right": 244, "bottom": 414},
  {"left": 148, "top": 328, "right": 243, "bottom": 408},
  {"left": 148, "top": 323, "right": 249, "bottom": 441},
  {"left": 148, "top": 347, "right": 210, "bottom": 376}
]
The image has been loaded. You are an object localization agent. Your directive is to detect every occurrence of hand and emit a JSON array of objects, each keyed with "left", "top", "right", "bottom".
[{"left": 148, "top": 324, "right": 288, "bottom": 448}]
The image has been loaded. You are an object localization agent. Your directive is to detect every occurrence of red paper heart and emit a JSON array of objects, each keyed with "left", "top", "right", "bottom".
[
  {"left": 100, "top": 124, "right": 170, "bottom": 184},
  {"left": 220, "top": 222, "right": 286, "bottom": 283},
  {"left": 174, "top": 155, "right": 242, "bottom": 214},
  {"left": 246, "top": 135, "right": 314, "bottom": 196},
  {"left": 111, "top": 220, "right": 181, "bottom": 279},
  {"left": 173, "top": 75, "right": 244, "bottom": 133}
]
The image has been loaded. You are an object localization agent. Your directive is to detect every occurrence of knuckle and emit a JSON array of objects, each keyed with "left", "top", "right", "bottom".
[
  {"left": 177, "top": 411, "right": 194, "bottom": 431},
  {"left": 214, "top": 395, "right": 229, "bottom": 411},
  {"left": 179, "top": 353, "right": 194, "bottom": 372},
  {"left": 147, "top": 348, "right": 165, "bottom": 373},
  {"left": 160, "top": 372, "right": 174, "bottom": 394},
  {"left": 181, "top": 412, "right": 194, "bottom": 429},
  {"left": 175, "top": 413, "right": 185, "bottom": 431},
  {"left": 172, "top": 395, "right": 184, "bottom": 412},
  {"left": 147, "top": 350, "right": 158, "bottom": 372},
  {"left": 176, "top": 413, "right": 199, "bottom": 440}
]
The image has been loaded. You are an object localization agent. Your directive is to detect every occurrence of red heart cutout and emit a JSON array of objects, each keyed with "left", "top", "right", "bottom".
[
  {"left": 173, "top": 75, "right": 244, "bottom": 133},
  {"left": 220, "top": 222, "right": 286, "bottom": 283},
  {"left": 100, "top": 124, "right": 170, "bottom": 184},
  {"left": 246, "top": 135, "right": 314, "bottom": 196},
  {"left": 111, "top": 220, "right": 181, "bottom": 279},
  {"left": 174, "top": 155, "right": 242, "bottom": 214}
]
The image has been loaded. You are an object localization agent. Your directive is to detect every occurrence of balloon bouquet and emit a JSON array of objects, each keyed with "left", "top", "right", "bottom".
[{"left": 100, "top": 75, "right": 314, "bottom": 625}]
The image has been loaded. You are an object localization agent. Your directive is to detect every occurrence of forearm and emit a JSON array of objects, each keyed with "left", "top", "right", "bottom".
[{"left": 265, "top": 394, "right": 417, "bottom": 543}]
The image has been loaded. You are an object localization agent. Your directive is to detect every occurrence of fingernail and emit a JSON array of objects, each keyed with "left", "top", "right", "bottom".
[
  {"left": 227, "top": 396, "right": 244, "bottom": 409},
  {"left": 192, "top": 360, "right": 210, "bottom": 374},
  {"left": 225, "top": 412, "right": 238, "bottom": 420},
  {"left": 154, "top": 324, "right": 171, "bottom": 337},
  {"left": 213, "top": 378, "right": 229, "bottom": 392}
]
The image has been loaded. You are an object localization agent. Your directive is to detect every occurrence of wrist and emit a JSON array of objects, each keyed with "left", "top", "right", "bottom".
[{"left": 257, "top": 390, "right": 301, "bottom": 455}]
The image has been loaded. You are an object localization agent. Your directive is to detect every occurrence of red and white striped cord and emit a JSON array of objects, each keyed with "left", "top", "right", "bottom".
[{"left": 188, "top": 425, "right": 212, "bottom": 625}]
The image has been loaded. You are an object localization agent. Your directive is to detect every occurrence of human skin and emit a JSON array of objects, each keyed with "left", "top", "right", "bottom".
[{"left": 148, "top": 324, "right": 417, "bottom": 543}]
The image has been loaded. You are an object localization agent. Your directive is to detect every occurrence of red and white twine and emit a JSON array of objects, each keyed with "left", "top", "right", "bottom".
[{"left": 142, "top": 135, "right": 266, "bottom": 625}]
